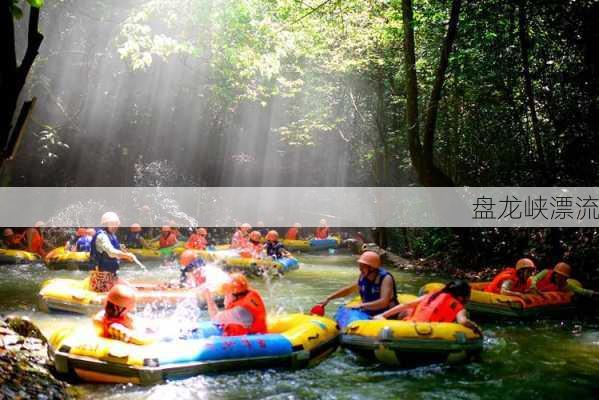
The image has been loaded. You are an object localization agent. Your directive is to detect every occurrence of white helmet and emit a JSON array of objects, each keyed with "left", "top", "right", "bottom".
[{"left": 101, "top": 211, "right": 121, "bottom": 227}]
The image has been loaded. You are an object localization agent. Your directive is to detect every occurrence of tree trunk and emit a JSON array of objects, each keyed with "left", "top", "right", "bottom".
[
  {"left": 518, "top": 0, "right": 545, "bottom": 168},
  {"left": 401, "top": 0, "right": 459, "bottom": 187}
]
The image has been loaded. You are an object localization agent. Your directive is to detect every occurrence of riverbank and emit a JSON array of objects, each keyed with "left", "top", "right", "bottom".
[{"left": 0, "top": 316, "right": 75, "bottom": 400}]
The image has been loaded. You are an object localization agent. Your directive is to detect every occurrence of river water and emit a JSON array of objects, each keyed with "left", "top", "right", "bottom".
[{"left": 2, "top": 254, "right": 598, "bottom": 399}]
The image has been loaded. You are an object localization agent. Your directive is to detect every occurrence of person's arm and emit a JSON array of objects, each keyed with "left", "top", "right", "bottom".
[
  {"left": 202, "top": 289, "right": 219, "bottom": 319},
  {"left": 212, "top": 306, "right": 254, "bottom": 327},
  {"left": 529, "top": 269, "right": 548, "bottom": 291},
  {"left": 96, "top": 233, "right": 133, "bottom": 261},
  {"left": 566, "top": 281, "right": 598, "bottom": 298},
  {"left": 320, "top": 283, "right": 359, "bottom": 306},
  {"left": 357, "top": 275, "right": 395, "bottom": 311},
  {"left": 456, "top": 309, "right": 483, "bottom": 336},
  {"left": 374, "top": 296, "right": 423, "bottom": 319},
  {"left": 499, "top": 280, "right": 525, "bottom": 297}
]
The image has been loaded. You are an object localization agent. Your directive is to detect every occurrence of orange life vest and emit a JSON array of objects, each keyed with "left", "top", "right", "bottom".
[
  {"left": 231, "top": 230, "right": 249, "bottom": 249},
  {"left": 185, "top": 233, "right": 207, "bottom": 250},
  {"left": 25, "top": 228, "right": 45, "bottom": 256},
  {"left": 405, "top": 292, "right": 464, "bottom": 323},
  {"left": 315, "top": 227, "right": 329, "bottom": 239},
  {"left": 285, "top": 227, "right": 298, "bottom": 240},
  {"left": 93, "top": 310, "right": 132, "bottom": 338},
  {"left": 159, "top": 232, "right": 177, "bottom": 248},
  {"left": 485, "top": 268, "right": 529, "bottom": 293},
  {"left": 223, "top": 289, "right": 267, "bottom": 336},
  {"left": 535, "top": 269, "right": 566, "bottom": 292}
]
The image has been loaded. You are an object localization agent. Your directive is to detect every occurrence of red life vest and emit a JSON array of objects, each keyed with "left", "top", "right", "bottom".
[
  {"left": 315, "top": 227, "right": 329, "bottom": 239},
  {"left": 485, "top": 268, "right": 529, "bottom": 294},
  {"left": 405, "top": 292, "right": 464, "bottom": 323},
  {"left": 25, "top": 228, "right": 45, "bottom": 256},
  {"left": 185, "top": 234, "right": 207, "bottom": 250},
  {"left": 535, "top": 269, "right": 566, "bottom": 292},
  {"left": 93, "top": 310, "right": 132, "bottom": 338},
  {"left": 159, "top": 232, "right": 177, "bottom": 248},
  {"left": 285, "top": 227, "right": 298, "bottom": 240},
  {"left": 223, "top": 289, "right": 267, "bottom": 336}
]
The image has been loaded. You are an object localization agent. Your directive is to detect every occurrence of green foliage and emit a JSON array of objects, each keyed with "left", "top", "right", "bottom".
[{"left": 26, "top": 0, "right": 44, "bottom": 8}]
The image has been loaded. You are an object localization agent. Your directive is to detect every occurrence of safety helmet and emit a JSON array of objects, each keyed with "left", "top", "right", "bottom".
[
  {"left": 240, "top": 223, "right": 252, "bottom": 231},
  {"left": 76, "top": 228, "right": 86, "bottom": 237},
  {"left": 101, "top": 212, "right": 120, "bottom": 227},
  {"left": 130, "top": 223, "right": 142, "bottom": 233},
  {"left": 34, "top": 221, "right": 45, "bottom": 228},
  {"left": 358, "top": 251, "right": 381, "bottom": 269},
  {"left": 319, "top": 219, "right": 327, "bottom": 226},
  {"left": 106, "top": 284, "right": 136, "bottom": 313},
  {"left": 266, "top": 230, "right": 279, "bottom": 241},
  {"left": 3, "top": 228, "right": 14, "bottom": 237},
  {"left": 179, "top": 249, "right": 198, "bottom": 268},
  {"left": 293, "top": 222, "right": 301, "bottom": 228},
  {"left": 222, "top": 273, "right": 249, "bottom": 294},
  {"left": 161, "top": 225, "right": 171, "bottom": 233},
  {"left": 198, "top": 227, "right": 207, "bottom": 236},
  {"left": 554, "top": 262, "right": 572, "bottom": 278},
  {"left": 515, "top": 258, "right": 535, "bottom": 271},
  {"left": 86, "top": 228, "right": 96, "bottom": 236},
  {"left": 249, "top": 230, "right": 262, "bottom": 241}
]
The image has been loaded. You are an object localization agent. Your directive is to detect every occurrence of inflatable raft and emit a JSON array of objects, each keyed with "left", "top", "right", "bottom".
[
  {"left": 421, "top": 282, "right": 577, "bottom": 319},
  {"left": 45, "top": 247, "right": 91, "bottom": 271},
  {"left": 38, "top": 278, "right": 204, "bottom": 315},
  {"left": 281, "top": 238, "right": 341, "bottom": 252},
  {"left": 192, "top": 249, "right": 299, "bottom": 275},
  {"left": 49, "top": 313, "right": 339, "bottom": 385},
  {"left": 0, "top": 248, "right": 41, "bottom": 264},
  {"left": 335, "top": 306, "right": 483, "bottom": 367}
]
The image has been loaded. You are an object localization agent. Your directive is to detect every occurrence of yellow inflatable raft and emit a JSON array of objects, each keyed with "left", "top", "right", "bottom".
[
  {"left": 49, "top": 313, "right": 339, "bottom": 385},
  {"left": 45, "top": 247, "right": 91, "bottom": 271},
  {"left": 38, "top": 278, "right": 202, "bottom": 315},
  {"left": 190, "top": 249, "right": 299, "bottom": 275},
  {"left": 421, "top": 281, "right": 577, "bottom": 319},
  {"left": 0, "top": 248, "right": 41, "bottom": 264}
]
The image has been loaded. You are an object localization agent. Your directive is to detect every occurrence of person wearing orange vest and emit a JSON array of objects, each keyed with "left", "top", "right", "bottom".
[
  {"left": 285, "top": 223, "right": 302, "bottom": 240},
  {"left": 231, "top": 223, "right": 252, "bottom": 249},
  {"left": 179, "top": 249, "right": 206, "bottom": 287},
  {"left": 485, "top": 258, "right": 536, "bottom": 296},
  {"left": 185, "top": 227, "right": 208, "bottom": 250},
  {"left": 317, "top": 251, "right": 398, "bottom": 316},
  {"left": 2, "top": 228, "right": 25, "bottom": 250},
  {"left": 375, "top": 280, "right": 482, "bottom": 335},
  {"left": 159, "top": 226, "right": 178, "bottom": 248},
  {"left": 246, "top": 230, "right": 264, "bottom": 258},
  {"left": 24, "top": 221, "right": 47, "bottom": 257},
  {"left": 202, "top": 273, "right": 267, "bottom": 336},
  {"left": 529, "top": 262, "right": 598, "bottom": 298},
  {"left": 92, "top": 284, "right": 154, "bottom": 345},
  {"left": 314, "top": 219, "right": 329, "bottom": 239}
]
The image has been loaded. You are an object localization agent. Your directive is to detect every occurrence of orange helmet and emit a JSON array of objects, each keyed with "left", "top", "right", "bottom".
[
  {"left": 179, "top": 249, "right": 198, "bottom": 267},
  {"left": 266, "top": 230, "right": 279, "bottom": 241},
  {"left": 130, "top": 223, "right": 142, "bottom": 233},
  {"left": 222, "top": 273, "right": 249, "bottom": 294},
  {"left": 76, "top": 228, "right": 86, "bottom": 237},
  {"left": 554, "top": 262, "right": 572, "bottom": 278},
  {"left": 358, "top": 251, "right": 381, "bottom": 269},
  {"left": 161, "top": 225, "right": 171, "bottom": 233},
  {"left": 3, "top": 228, "right": 14, "bottom": 237},
  {"left": 515, "top": 258, "right": 535, "bottom": 271},
  {"left": 106, "top": 284, "right": 136, "bottom": 313},
  {"left": 240, "top": 223, "right": 252, "bottom": 232},
  {"left": 86, "top": 228, "right": 96, "bottom": 236},
  {"left": 249, "top": 230, "right": 262, "bottom": 241},
  {"left": 198, "top": 227, "right": 208, "bottom": 236}
]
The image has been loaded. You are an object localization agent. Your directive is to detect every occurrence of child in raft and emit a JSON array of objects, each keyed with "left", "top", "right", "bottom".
[
  {"left": 245, "top": 230, "right": 264, "bottom": 259},
  {"left": 264, "top": 230, "right": 290, "bottom": 259},
  {"left": 93, "top": 284, "right": 154, "bottom": 345},
  {"left": 374, "top": 280, "right": 483, "bottom": 336},
  {"left": 178, "top": 249, "right": 207, "bottom": 288}
]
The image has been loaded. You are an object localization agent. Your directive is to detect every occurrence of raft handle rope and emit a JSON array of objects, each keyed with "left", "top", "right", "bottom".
[
  {"left": 496, "top": 299, "right": 524, "bottom": 310},
  {"left": 413, "top": 323, "right": 434, "bottom": 336}
]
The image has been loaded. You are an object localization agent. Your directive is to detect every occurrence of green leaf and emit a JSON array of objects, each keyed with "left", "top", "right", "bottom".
[
  {"left": 26, "top": 0, "right": 44, "bottom": 8},
  {"left": 11, "top": 4, "right": 23, "bottom": 19}
]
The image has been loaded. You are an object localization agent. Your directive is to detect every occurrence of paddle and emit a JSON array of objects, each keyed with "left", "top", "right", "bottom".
[
  {"left": 130, "top": 253, "right": 147, "bottom": 271},
  {"left": 310, "top": 303, "right": 325, "bottom": 316}
]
